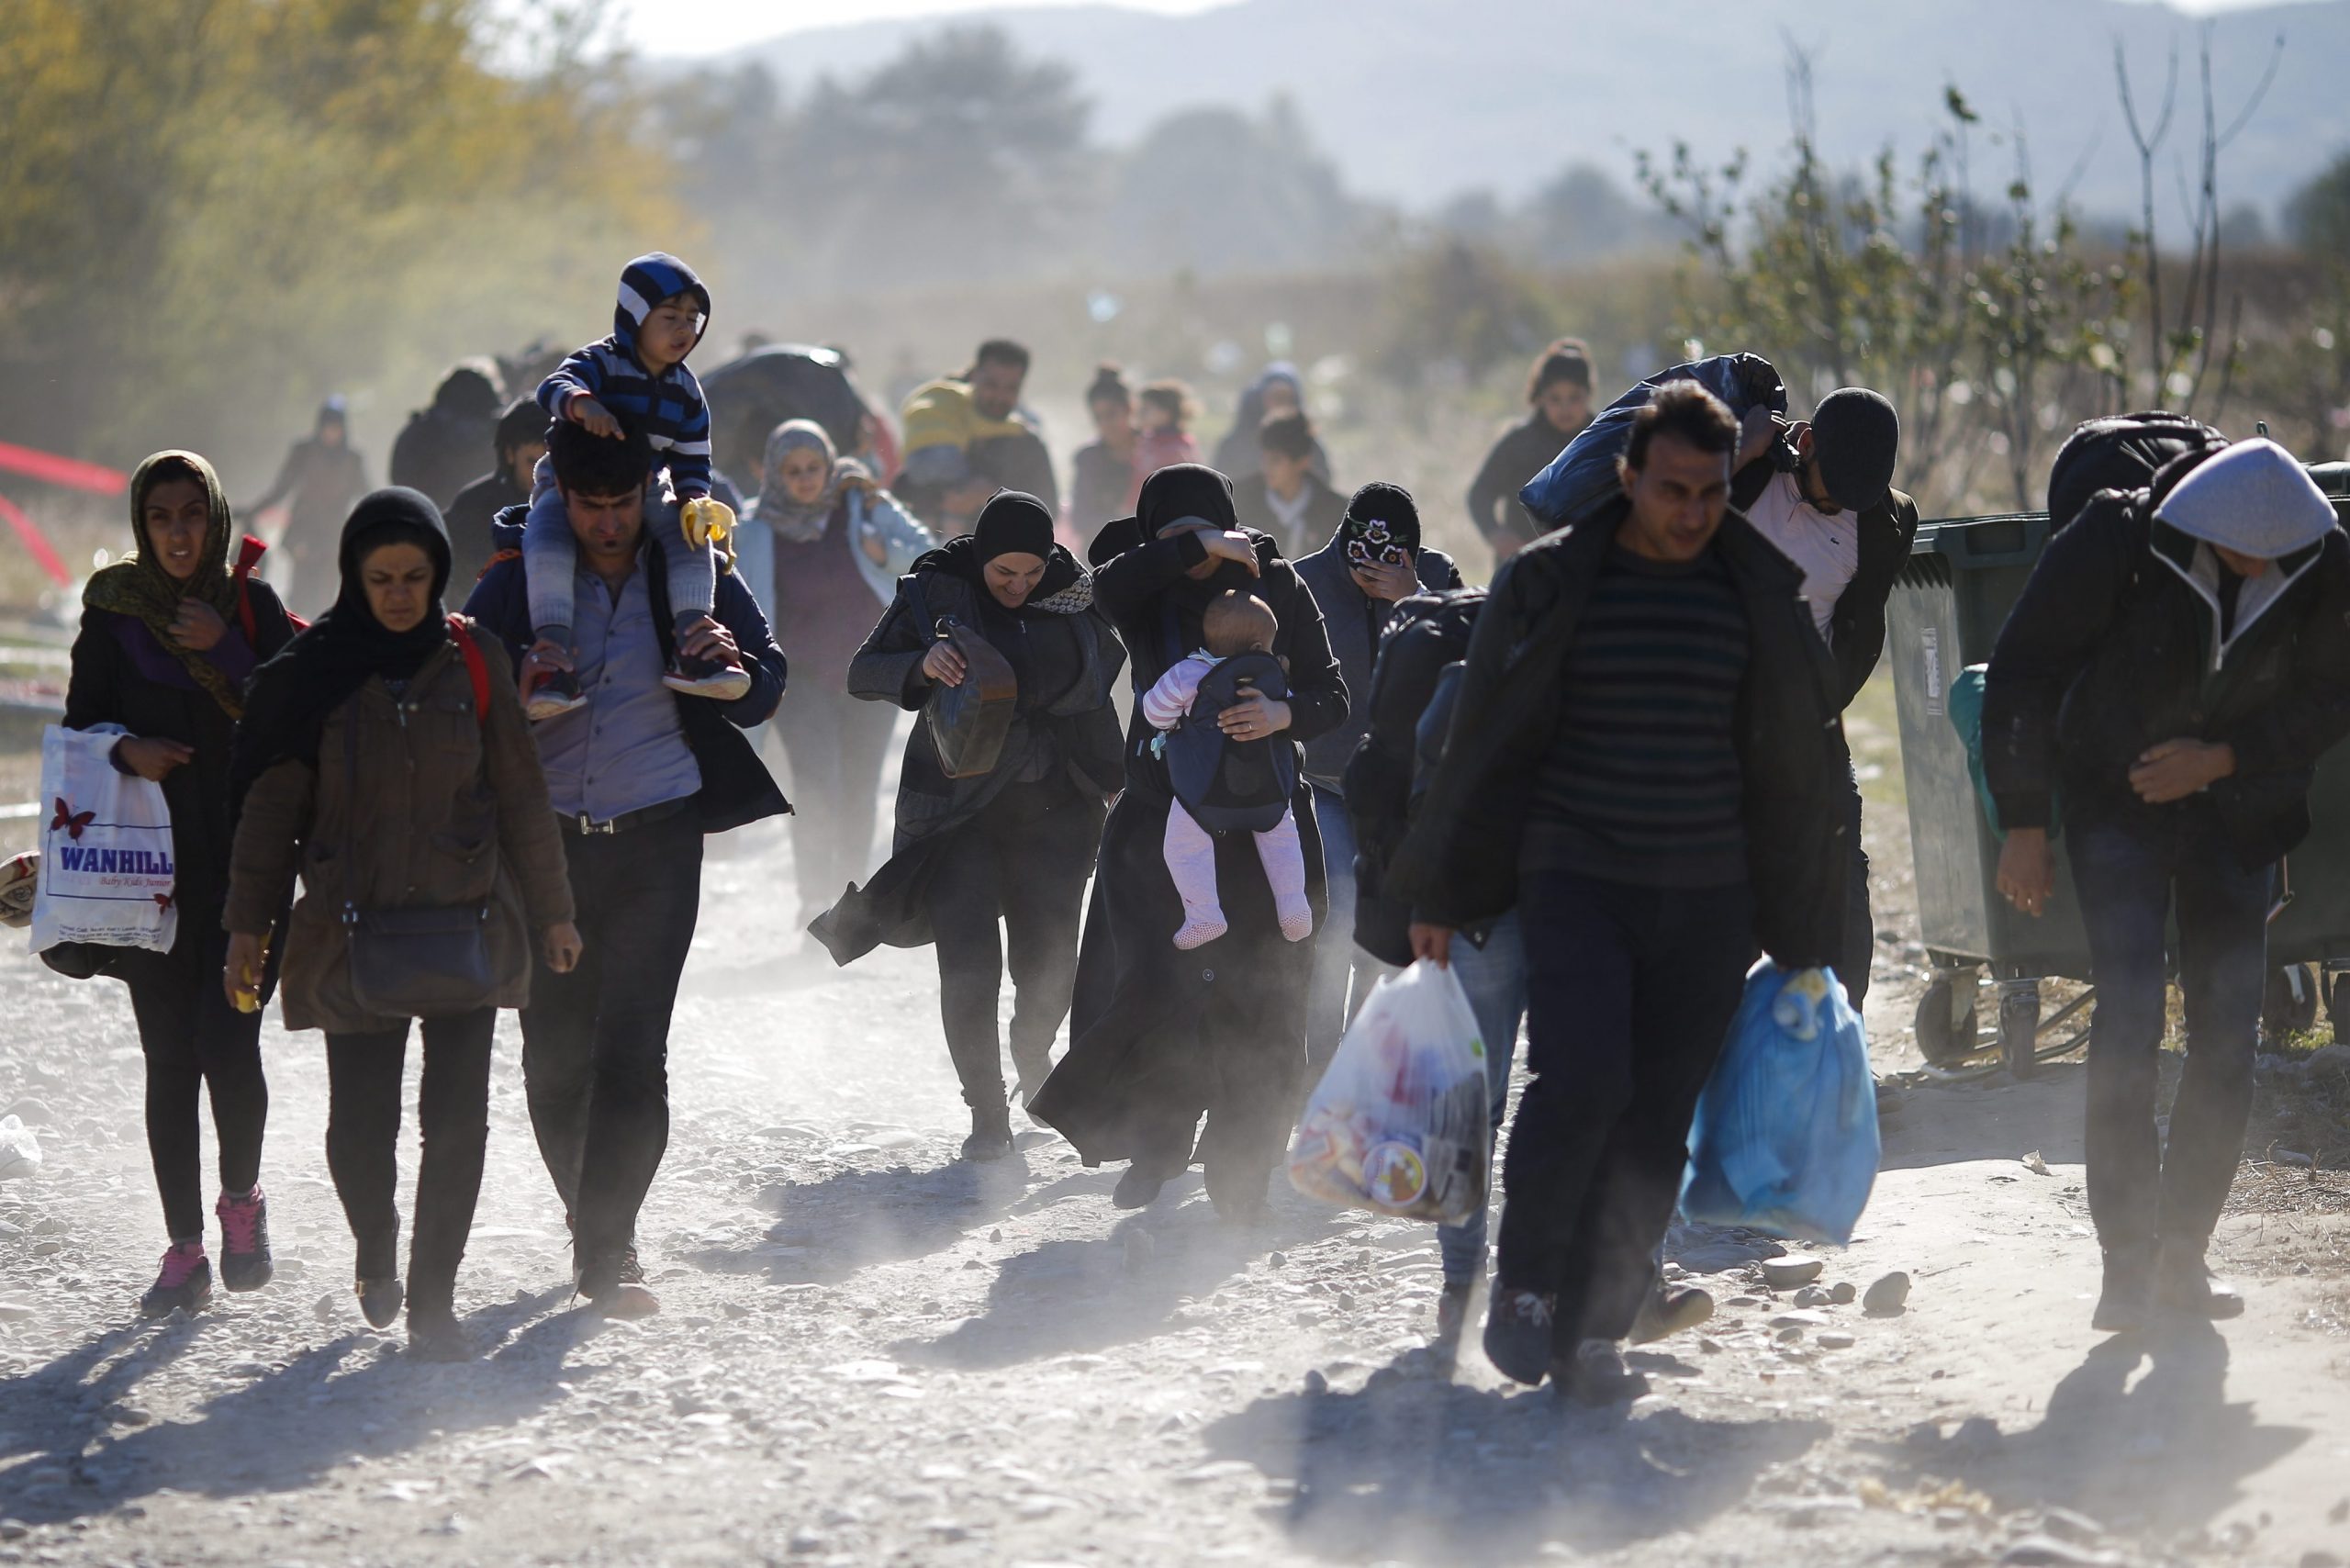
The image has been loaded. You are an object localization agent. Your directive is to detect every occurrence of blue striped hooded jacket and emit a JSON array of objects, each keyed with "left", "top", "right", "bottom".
[{"left": 537, "top": 252, "right": 716, "bottom": 499}]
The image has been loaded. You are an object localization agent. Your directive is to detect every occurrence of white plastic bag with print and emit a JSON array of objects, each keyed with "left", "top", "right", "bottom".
[
  {"left": 1288, "top": 958, "right": 1490, "bottom": 1223},
  {"left": 29, "top": 723, "right": 179, "bottom": 957}
]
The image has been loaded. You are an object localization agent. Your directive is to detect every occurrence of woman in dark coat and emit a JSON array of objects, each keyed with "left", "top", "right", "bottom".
[
  {"left": 225, "top": 488, "right": 578, "bottom": 1359},
  {"left": 1465, "top": 339, "right": 1595, "bottom": 563},
  {"left": 65, "top": 451, "right": 298, "bottom": 1318},
  {"left": 811, "top": 492, "right": 1126, "bottom": 1159},
  {"left": 1029, "top": 464, "right": 1348, "bottom": 1218}
]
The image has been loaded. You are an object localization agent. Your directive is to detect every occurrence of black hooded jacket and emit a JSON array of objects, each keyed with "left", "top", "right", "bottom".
[{"left": 1983, "top": 477, "right": 2350, "bottom": 868}]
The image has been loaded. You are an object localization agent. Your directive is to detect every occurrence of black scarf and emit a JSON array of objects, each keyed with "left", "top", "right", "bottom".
[
  {"left": 1134, "top": 464, "right": 1268, "bottom": 618},
  {"left": 229, "top": 487, "right": 453, "bottom": 808}
]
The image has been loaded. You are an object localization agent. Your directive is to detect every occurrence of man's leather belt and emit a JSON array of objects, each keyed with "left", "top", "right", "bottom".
[{"left": 560, "top": 797, "right": 690, "bottom": 836}]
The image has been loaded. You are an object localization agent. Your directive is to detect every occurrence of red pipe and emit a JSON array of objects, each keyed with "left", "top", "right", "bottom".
[
  {"left": 0, "top": 441, "right": 128, "bottom": 496},
  {"left": 0, "top": 493, "right": 73, "bottom": 588}
]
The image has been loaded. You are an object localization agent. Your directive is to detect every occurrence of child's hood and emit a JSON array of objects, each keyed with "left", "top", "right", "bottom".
[{"left": 615, "top": 252, "right": 712, "bottom": 368}]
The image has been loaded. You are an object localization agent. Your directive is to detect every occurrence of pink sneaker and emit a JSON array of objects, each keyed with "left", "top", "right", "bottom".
[
  {"left": 140, "top": 1241, "right": 212, "bottom": 1318},
  {"left": 215, "top": 1186, "right": 274, "bottom": 1293}
]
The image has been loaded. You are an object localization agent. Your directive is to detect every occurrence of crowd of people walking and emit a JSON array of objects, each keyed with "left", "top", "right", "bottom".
[{"left": 44, "top": 249, "right": 2347, "bottom": 1394}]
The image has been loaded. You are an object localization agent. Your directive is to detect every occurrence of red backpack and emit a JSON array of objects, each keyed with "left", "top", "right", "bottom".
[{"left": 229, "top": 537, "right": 487, "bottom": 726}]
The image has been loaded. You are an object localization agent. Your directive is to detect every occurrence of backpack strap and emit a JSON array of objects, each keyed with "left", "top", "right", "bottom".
[
  {"left": 232, "top": 534, "right": 268, "bottom": 644},
  {"left": 446, "top": 615, "right": 491, "bottom": 730}
]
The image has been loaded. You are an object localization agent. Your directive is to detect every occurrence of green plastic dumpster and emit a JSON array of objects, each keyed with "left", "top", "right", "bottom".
[
  {"left": 1886, "top": 471, "right": 2350, "bottom": 1074},
  {"left": 1886, "top": 514, "right": 2093, "bottom": 1073}
]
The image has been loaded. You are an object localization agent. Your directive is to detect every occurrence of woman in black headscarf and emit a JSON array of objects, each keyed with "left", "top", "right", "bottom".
[
  {"left": 812, "top": 492, "right": 1126, "bottom": 1160},
  {"left": 1029, "top": 464, "right": 1348, "bottom": 1219},
  {"left": 65, "top": 451, "right": 298, "bottom": 1317},
  {"left": 224, "top": 487, "right": 578, "bottom": 1360}
]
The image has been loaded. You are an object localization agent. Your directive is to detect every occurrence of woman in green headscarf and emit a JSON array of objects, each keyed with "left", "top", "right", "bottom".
[{"left": 66, "top": 451, "right": 298, "bottom": 1317}]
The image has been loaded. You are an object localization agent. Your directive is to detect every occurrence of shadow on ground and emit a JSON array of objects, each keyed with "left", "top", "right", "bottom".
[
  {"left": 1200, "top": 1352, "right": 1831, "bottom": 1565},
  {"left": 1879, "top": 1063, "right": 2089, "bottom": 1172},
  {"left": 683, "top": 1152, "right": 1118, "bottom": 1286},
  {"left": 0, "top": 1288, "right": 590, "bottom": 1527},
  {"left": 890, "top": 1189, "right": 1348, "bottom": 1371},
  {"left": 1869, "top": 1320, "right": 2309, "bottom": 1536}
]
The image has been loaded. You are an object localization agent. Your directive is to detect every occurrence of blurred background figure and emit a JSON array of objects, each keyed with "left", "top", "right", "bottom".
[
  {"left": 244, "top": 398, "right": 367, "bottom": 614},
  {"left": 442, "top": 399, "right": 550, "bottom": 593},
  {"left": 1068, "top": 363, "right": 1139, "bottom": 535},
  {"left": 1136, "top": 379, "right": 1202, "bottom": 480},
  {"left": 389, "top": 362, "right": 506, "bottom": 512},
  {"left": 1213, "top": 362, "right": 1327, "bottom": 482},
  {"left": 1467, "top": 337, "right": 1595, "bottom": 564},
  {"left": 895, "top": 339, "right": 1058, "bottom": 534},
  {"left": 1234, "top": 411, "right": 1344, "bottom": 561}
]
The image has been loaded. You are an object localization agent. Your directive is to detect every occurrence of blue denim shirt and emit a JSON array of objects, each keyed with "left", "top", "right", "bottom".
[{"left": 534, "top": 559, "right": 702, "bottom": 823}]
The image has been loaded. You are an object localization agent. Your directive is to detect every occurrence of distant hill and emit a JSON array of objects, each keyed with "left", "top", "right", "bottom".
[{"left": 726, "top": 0, "right": 2350, "bottom": 220}]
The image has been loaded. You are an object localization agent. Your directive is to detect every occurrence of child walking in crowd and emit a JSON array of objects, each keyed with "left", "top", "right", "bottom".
[
  {"left": 1142, "top": 589, "right": 1314, "bottom": 950},
  {"left": 521, "top": 252, "right": 747, "bottom": 718},
  {"left": 1136, "top": 380, "right": 1203, "bottom": 484}
]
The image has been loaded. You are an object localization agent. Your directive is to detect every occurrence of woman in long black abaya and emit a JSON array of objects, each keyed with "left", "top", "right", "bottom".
[{"left": 1028, "top": 465, "right": 1347, "bottom": 1218}]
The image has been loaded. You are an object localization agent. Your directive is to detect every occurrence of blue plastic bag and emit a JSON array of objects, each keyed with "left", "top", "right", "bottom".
[{"left": 1681, "top": 962, "right": 1880, "bottom": 1245}]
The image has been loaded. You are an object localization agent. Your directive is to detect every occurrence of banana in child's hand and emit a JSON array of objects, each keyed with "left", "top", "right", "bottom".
[{"left": 681, "top": 496, "right": 734, "bottom": 548}]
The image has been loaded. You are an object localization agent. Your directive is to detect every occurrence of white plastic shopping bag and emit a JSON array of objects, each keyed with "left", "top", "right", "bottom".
[
  {"left": 1288, "top": 958, "right": 1490, "bottom": 1223},
  {"left": 29, "top": 723, "right": 179, "bottom": 957}
]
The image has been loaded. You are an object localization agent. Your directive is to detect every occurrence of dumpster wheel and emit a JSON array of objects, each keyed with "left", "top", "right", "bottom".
[
  {"left": 1916, "top": 975, "right": 2094, "bottom": 1082},
  {"left": 2262, "top": 963, "right": 2320, "bottom": 1042},
  {"left": 1913, "top": 978, "right": 1980, "bottom": 1068}
]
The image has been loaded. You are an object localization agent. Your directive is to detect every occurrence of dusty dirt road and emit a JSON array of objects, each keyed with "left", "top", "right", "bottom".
[{"left": 2, "top": 704, "right": 2347, "bottom": 1568}]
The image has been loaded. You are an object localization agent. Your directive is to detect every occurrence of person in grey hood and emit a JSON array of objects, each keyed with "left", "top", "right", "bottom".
[{"left": 1985, "top": 437, "right": 2350, "bottom": 1334}]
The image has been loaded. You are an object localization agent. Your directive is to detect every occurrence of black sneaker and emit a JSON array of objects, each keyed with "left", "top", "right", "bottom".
[
  {"left": 215, "top": 1187, "right": 274, "bottom": 1294},
  {"left": 356, "top": 1274, "right": 405, "bottom": 1330},
  {"left": 140, "top": 1244, "right": 212, "bottom": 1318},
  {"left": 1559, "top": 1338, "right": 1650, "bottom": 1405},
  {"left": 2155, "top": 1241, "right": 2245, "bottom": 1320},
  {"left": 1112, "top": 1166, "right": 1169, "bottom": 1210},
  {"left": 2091, "top": 1243, "right": 2154, "bottom": 1334},
  {"left": 1483, "top": 1287, "right": 1558, "bottom": 1386},
  {"left": 662, "top": 651, "right": 752, "bottom": 700},
  {"left": 614, "top": 1244, "right": 647, "bottom": 1287},
  {"left": 1628, "top": 1282, "right": 1715, "bottom": 1345},
  {"left": 524, "top": 666, "right": 588, "bottom": 722}
]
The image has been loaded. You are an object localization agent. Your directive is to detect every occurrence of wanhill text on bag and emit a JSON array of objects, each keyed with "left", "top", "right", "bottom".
[{"left": 53, "top": 846, "right": 176, "bottom": 877}]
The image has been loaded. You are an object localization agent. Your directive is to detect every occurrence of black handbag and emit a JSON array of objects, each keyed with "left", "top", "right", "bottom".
[
  {"left": 337, "top": 654, "right": 497, "bottom": 1020},
  {"left": 915, "top": 578, "right": 1018, "bottom": 779}
]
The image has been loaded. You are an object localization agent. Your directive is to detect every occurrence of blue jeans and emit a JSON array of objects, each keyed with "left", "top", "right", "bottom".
[
  {"left": 1436, "top": 912, "right": 1527, "bottom": 1286},
  {"left": 2069, "top": 811, "right": 2271, "bottom": 1253},
  {"left": 1306, "top": 784, "right": 1386, "bottom": 1069}
]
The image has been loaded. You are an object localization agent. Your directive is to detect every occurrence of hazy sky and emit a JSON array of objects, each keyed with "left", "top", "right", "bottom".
[{"left": 606, "top": 0, "right": 2287, "bottom": 59}]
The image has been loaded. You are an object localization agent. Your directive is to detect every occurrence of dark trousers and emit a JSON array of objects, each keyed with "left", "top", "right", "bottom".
[
  {"left": 776, "top": 683, "right": 896, "bottom": 917},
  {"left": 1841, "top": 765, "right": 1874, "bottom": 1010},
  {"left": 1498, "top": 870, "right": 1755, "bottom": 1345},
  {"left": 927, "top": 778, "right": 1091, "bottom": 1114},
  {"left": 324, "top": 1006, "right": 497, "bottom": 1314},
  {"left": 521, "top": 810, "right": 703, "bottom": 1262},
  {"left": 2069, "top": 812, "right": 2270, "bottom": 1255},
  {"left": 125, "top": 929, "right": 268, "bottom": 1241}
]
